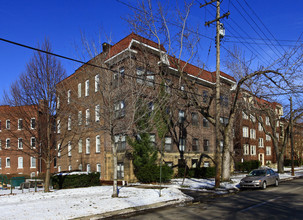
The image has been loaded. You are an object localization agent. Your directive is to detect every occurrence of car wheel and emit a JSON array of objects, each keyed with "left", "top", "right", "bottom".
[
  {"left": 261, "top": 181, "right": 267, "bottom": 189},
  {"left": 275, "top": 179, "right": 279, "bottom": 187}
]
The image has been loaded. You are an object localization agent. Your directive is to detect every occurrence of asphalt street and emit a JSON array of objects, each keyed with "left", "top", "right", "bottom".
[{"left": 113, "top": 177, "right": 303, "bottom": 220}]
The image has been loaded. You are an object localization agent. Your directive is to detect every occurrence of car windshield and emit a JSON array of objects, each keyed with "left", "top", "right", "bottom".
[{"left": 248, "top": 169, "right": 266, "bottom": 176}]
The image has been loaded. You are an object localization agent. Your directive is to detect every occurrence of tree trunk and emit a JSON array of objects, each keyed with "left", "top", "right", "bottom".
[
  {"left": 44, "top": 157, "right": 51, "bottom": 192},
  {"left": 112, "top": 141, "right": 118, "bottom": 197},
  {"left": 277, "top": 154, "right": 284, "bottom": 174},
  {"left": 221, "top": 128, "right": 231, "bottom": 181}
]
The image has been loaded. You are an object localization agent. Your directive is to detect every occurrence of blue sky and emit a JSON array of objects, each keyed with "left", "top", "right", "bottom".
[{"left": 1, "top": 0, "right": 302, "bottom": 100}]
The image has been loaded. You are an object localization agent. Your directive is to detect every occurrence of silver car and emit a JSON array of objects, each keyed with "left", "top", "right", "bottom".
[{"left": 239, "top": 168, "right": 279, "bottom": 189}]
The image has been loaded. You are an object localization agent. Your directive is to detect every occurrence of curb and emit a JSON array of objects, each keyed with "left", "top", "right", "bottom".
[{"left": 71, "top": 198, "right": 193, "bottom": 220}]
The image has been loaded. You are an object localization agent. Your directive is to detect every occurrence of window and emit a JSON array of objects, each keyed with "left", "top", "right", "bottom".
[
  {"left": 86, "top": 138, "right": 90, "bottom": 154},
  {"left": 179, "top": 138, "right": 186, "bottom": 152},
  {"left": 192, "top": 138, "right": 199, "bottom": 151},
  {"left": 67, "top": 90, "right": 71, "bottom": 104},
  {"left": 57, "top": 144, "right": 61, "bottom": 157},
  {"left": 250, "top": 145, "right": 256, "bottom": 155},
  {"left": 68, "top": 165, "right": 72, "bottom": 171},
  {"left": 203, "top": 139, "right": 209, "bottom": 151},
  {"left": 136, "top": 67, "right": 154, "bottom": 86},
  {"left": 276, "top": 120, "right": 279, "bottom": 127},
  {"left": 220, "top": 117, "right": 229, "bottom": 125},
  {"left": 250, "top": 129, "right": 256, "bottom": 139},
  {"left": 220, "top": 95, "right": 229, "bottom": 107},
  {"left": 165, "top": 79, "right": 171, "bottom": 93},
  {"left": 95, "top": 74, "right": 100, "bottom": 92},
  {"left": 178, "top": 110, "right": 185, "bottom": 123},
  {"left": 243, "top": 144, "right": 249, "bottom": 155},
  {"left": 95, "top": 105, "right": 100, "bottom": 122},
  {"left": 242, "top": 111, "right": 248, "bottom": 119},
  {"left": 165, "top": 137, "right": 172, "bottom": 151},
  {"left": 266, "top": 134, "right": 271, "bottom": 141},
  {"left": 243, "top": 126, "right": 249, "bottom": 138},
  {"left": 85, "top": 164, "right": 91, "bottom": 172},
  {"left": 266, "top": 146, "right": 271, "bottom": 155},
  {"left": 6, "top": 157, "right": 10, "bottom": 168},
  {"left": 114, "top": 101, "right": 125, "bottom": 118},
  {"left": 203, "top": 118, "right": 209, "bottom": 127},
  {"left": 31, "top": 137, "right": 36, "bottom": 148},
  {"left": 86, "top": 109, "right": 90, "bottom": 125},
  {"left": 250, "top": 114, "right": 256, "bottom": 122},
  {"left": 96, "top": 163, "right": 101, "bottom": 173},
  {"left": 78, "top": 139, "right": 82, "bottom": 153},
  {"left": 204, "top": 161, "right": 210, "bottom": 167},
  {"left": 85, "top": 80, "right": 89, "bottom": 96},
  {"left": 18, "top": 119, "right": 23, "bottom": 130},
  {"left": 0, "top": 140, "right": 2, "bottom": 150},
  {"left": 203, "top": 91, "right": 208, "bottom": 103},
  {"left": 68, "top": 116, "right": 71, "bottom": 130},
  {"left": 276, "top": 132, "right": 279, "bottom": 141},
  {"left": 57, "top": 120, "right": 61, "bottom": 133},
  {"left": 149, "top": 134, "right": 156, "bottom": 147},
  {"left": 68, "top": 141, "right": 72, "bottom": 157},
  {"left": 192, "top": 159, "right": 198, "bottom": 168},
  {"left": 113, "top": 67, "right": 125, "bottom": 88},
  {"left": 6, "top": 120, "right": 10, "bottom": 129},
  {"left": 57, "top": 96, "right": 60, "bottom": 109},
  {"left": 258, "top": 123, "right": 263, "bottom": 131},
  {"left": 96, "top": 135, "right": 101, "bottom": 153},
  {"left": 78, "top": 111, "right": 82, "bottom": 125},
  {"left": 6, "top": 138, "right": 10, "bottom": 148},
  {"left": 114, "top": 135, "right": 126, "bottom": 151},
  {"left": 30, "top": 157, "right": 37, "bottom": 168},
  {"left": 117, "top": 163, "right": 124, "bottom": 179},
  {"left": 18, "top": 138, "right": 23, "bottom": 149},
  {"left": 54, "top": 157, "right": 57, "bottom": 168},
  {"left": 31, "top": 118, "right": 36, "bottom": 129},
  {"left": 78, "top": 83, "right": 82, "bottom": 98},
  {"left": 78, "top": 164, "right": 83, "bottom": 171},
  {"left": 258, "top": 138, "right": 264, "bottom": 148},
  {"left": 266, "top": 116, "right": 270, "bottom": 125},
  {"left": 58, "top": 166, "right": 61, "bottom": 172},
  {"left": 18, "top": 157, "right": 23, "bottom": 168},
  {"left": 191, "top": 113, "right": 198, "bottom": 126}
]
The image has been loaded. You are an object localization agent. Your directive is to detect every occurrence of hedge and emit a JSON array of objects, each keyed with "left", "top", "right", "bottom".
[
  {"left": 234, "top": 160, "right": 261, "bottom": 172},
  {"left": 51, "top": 172, "right": 100, "bottom": 189}
]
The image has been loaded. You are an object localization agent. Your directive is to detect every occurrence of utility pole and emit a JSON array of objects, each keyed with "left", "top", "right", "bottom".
[
  {"left": 290, "top": 97, "right": 295, "bottom": 176},
  {"left": 200, "top": 0, "right": 230, "bottom": 188}
]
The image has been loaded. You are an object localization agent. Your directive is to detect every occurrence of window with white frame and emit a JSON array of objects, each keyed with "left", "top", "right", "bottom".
[
  {"left": 68, "top": 165, "right": 72, "bottom": 171},
  {"left": 117, "top": 163, "right": 124, "bottom": 179},
  {"left": 96, "top": 163, "right": 101, "bottom": 173},
  {"left": 178, "top": 110, "right": 185, "bottom": 123},
  {"left": 250, "top": 145, "right": 256, "bottom": 155},
  {"left": 67, "top": 90, "right": 71, "bottom": 104},
  {"left": 250, "top": 114, "right": 256, "bottom": 122},
  {"left": 31, "top": 157, "right": 36, "bottom": 168},
  {"left": 18, "top": 138, "right": 23, "bottom": 149},
  {"left": 6, "top": 120, "right": 10, "bottom": 129},
  {"left": 258, "top": 123, "right": 263, "bottom": 131},
  {"left": 242, "top": 111, "right": 248, "bottom": 119},
  {"left": 149, "top": 134, "right": 156, "bottom": 147},
  {"left": 78, "top": 139, "right": 82, "bottom": 153},
  {"left": 30, "top": 137, "right": 36, "bottom": 148},
  {"left": 266, "top": 134, "right": 271, "bottom": 141},
  {"left": 18, "top": 157, "right": 23, "bottom": 168},
  {"left": 96, "top": 135, "right": 100, "bottom": 153},
  {"left": 265, "top": 116, "right": 270, "bottom": 125},
  {"left": 6, "top": 157, "right": 10, "bottom": 167},
  {"left": 243, "top": 144, "right": 249, "bottom": 155},
  {"left": 85, "top": 109, "right": 90, "bottom": 125},
  {"left": 31, "top": 118, "right": 36, "bottom": 129},
  {"left": 78, "top": 83, "right": 82, "bottom": 98},
  {"left": 68, "top": 141, "right": 72, "bottom": 157},
  {"left": 57, "top": 144, "right": 61, "bottom": 157},
  {"left": 78, "top": 111, "right": 82, "bottom": 125},
  {"left": 114, "top": 101, "right": 125, "bottom": 118},
  {"left": 6, "top": 138, "right": 10, "bottom": 148},
  {"left": 203, "top": 139, "right": 209, "bottom": 151},
  {"left": 266, "top": 146, "right": 271, "bottom": 155},
  {"left": 78, "top": 164, "right": 83, "bottom": 171},
  {"left": 258, "top": 138, "right": 264, "bottom": 148},
  {"left": 58, "top": 166, "right": 61, "bottom": 172},
  {"left": 250, "top": 129, "right": 256, "bottom": 139},
  {"left": 86, "top": 138, "right": 90, "bottom": 154},
  {"left": 95, "top": 74, "right": 100, "bottom": 92},
  {"left": 86, "top": 164, "right": 91, "bottom": 172},
  {"left": 114, "top": 135, "right": 126, "bottom": 151},
  {"left": 68, "top": 116, "right": 71, "bottom": 131},
  {"left": 95, "top": 105, "right": 100, "bottom": 122},
  {"left": 57, "top": 120, "right": 61, "bottom": 133},
  {"left": 276, "top": 120, "right": 279, "bottom": 127},
  {"left": 85, "top": 80, "right": 89, "bottom": 96},
  {"left": 243, "top": 126, "right": 249, "bottom": 138},
  {"left": 18, "top": 119, "right": 23, "bottom": 130},
  {"left": 165, "top": 137, "right": 172, "bottom": 151}
]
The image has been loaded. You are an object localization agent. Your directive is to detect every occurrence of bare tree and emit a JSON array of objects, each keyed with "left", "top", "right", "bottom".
[{"left": 2, "top": 39, "right": 80, "bottom": 192}]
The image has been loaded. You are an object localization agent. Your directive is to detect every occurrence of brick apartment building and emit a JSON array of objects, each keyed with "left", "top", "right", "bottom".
[
  {"left": 56, "top": 33, "right": 236, "bottom": 182},
  {"left": 285, "top": 122, "right": 303, "bottom": 162},
  {"left": 233, "top": 92, "right": 283, "bottom": 166},
  {"left": 0, "top": 105, "right": 42, "bottom": 177}
]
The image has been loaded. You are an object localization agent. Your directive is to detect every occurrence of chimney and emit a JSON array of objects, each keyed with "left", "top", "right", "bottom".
[{"left": 102, "top": 42, "right": 112, "bottom": 53}]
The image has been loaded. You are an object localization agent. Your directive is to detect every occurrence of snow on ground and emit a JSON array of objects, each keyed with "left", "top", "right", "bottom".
[{"left": 0, "top": 167, "right": 302, "bottom": 220}]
